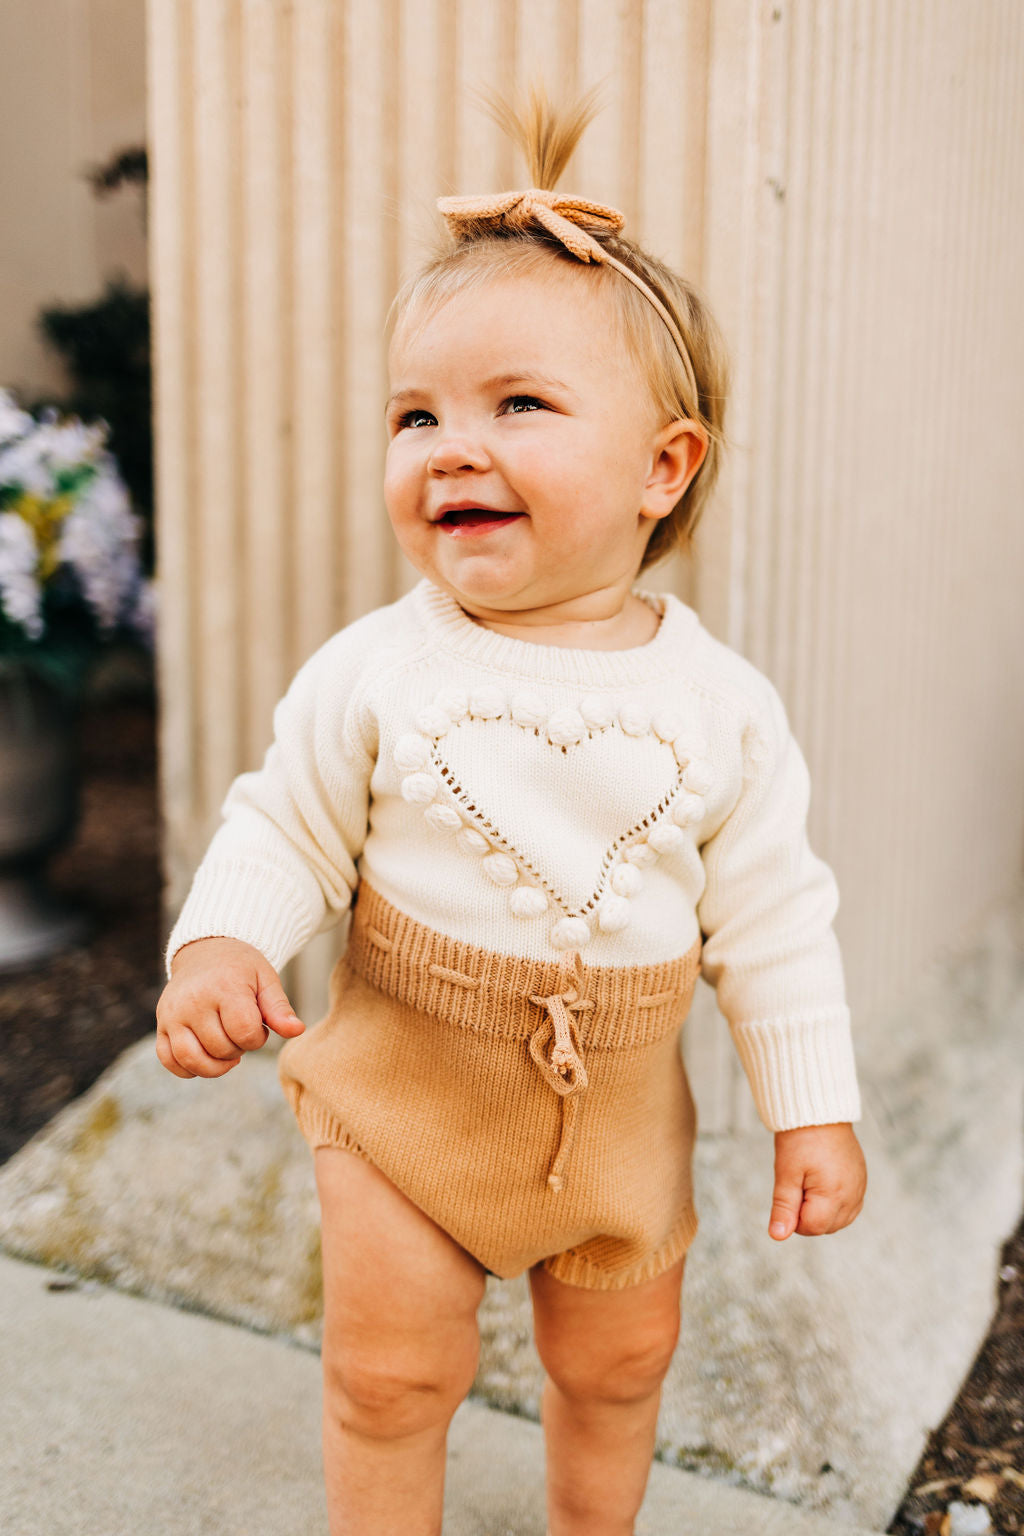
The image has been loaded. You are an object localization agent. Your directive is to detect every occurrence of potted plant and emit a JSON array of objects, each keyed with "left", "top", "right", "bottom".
[{"left": 0, "top": 387, "right": 154, "bottom": 969}]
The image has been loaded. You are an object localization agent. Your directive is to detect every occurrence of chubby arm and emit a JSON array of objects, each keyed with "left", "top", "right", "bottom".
[
  {"left": 697, "top": 680, "right": 862, "bottom": 1134},
  {"left": 164, "top": 634, "right": 377, "bottom": 980},
  {"left": 696, "top": 681, "right": 865, "bottom": 1236}
]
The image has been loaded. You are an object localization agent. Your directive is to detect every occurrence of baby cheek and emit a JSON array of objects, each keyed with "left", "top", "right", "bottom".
[
  {"left": 383, "top": 445, "right": 404, "bottom": 498},
  {"left": 383, "top": 448, "right": 418, "bottom": 516}
]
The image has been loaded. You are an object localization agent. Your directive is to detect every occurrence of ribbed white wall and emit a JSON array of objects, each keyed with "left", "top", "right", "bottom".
[
  {"left": 149, "top": 1, "right": 1024, "bottom": 1115},
  {"left": 699, "top": 0, "right": 1024, "bottom": 1030}
]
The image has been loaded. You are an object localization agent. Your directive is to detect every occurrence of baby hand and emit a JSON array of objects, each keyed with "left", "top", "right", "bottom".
[
  {"left": 155, "top": 936, "right": 305, "bottom": 1080},
  {"left": 768, "top": 1122, "right": 866, "bottom": 1240}
]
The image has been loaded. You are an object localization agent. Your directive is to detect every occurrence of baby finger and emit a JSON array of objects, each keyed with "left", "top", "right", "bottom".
[
  {"left": 189, "top": 1008, "right": 246, "bottom": 1063},
  {"left": 170, "top": 1022, "right": 240, "bottom": 1078},
  {"left": 155, "top": 1028, "right": 195, "bottom": 1079},
  {"left": 794, "top": 1193, "right": 839, "bottom": 1236},
  {"left": 218, "top": 997, "right": 271, "bottom": 1053},
  {"left": 828, "top": 1197, "right": 864, "bottom": 1233}
]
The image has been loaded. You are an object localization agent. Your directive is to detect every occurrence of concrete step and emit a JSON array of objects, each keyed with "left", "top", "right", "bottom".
[{"left": 2, "top": 1252, "right": 883, "bottom": 1535}]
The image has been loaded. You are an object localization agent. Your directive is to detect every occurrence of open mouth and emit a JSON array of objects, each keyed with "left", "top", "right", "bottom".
[{"left": 438, "top": 509, "right": 525, "bottom": 532}]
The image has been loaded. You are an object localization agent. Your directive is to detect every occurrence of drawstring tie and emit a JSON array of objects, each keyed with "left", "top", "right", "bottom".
[{"left": 528, "top": 955, "right": 594, "bottom": 1193}]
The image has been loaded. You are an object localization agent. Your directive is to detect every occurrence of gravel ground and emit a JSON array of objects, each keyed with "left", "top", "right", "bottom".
[
  {"left": 887, "top": 1237, "right": 1024, "bottom": 1536},
  {"left": 0, "top": 684, "right": 162, "bottom": 1166},
  {"left": 0, "top": 685, "right": 1020, "bottom": 1535}
]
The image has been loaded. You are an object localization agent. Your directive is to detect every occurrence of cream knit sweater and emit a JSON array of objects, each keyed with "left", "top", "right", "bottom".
[{"left": 165, "top": 579, "right": 862, "bottom": 1133}]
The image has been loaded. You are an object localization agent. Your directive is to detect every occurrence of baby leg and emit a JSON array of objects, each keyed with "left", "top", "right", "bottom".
[
  {"left": 315, "top": 1147, "right": 487, "bottom": 1536},
  {"left": 529, "top": 1256, "right": 686, "bottom": 1536}
]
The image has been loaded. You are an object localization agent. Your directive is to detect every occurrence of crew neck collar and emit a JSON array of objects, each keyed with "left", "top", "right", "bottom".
[{"left": 411, "top": 579, "right": 699, "bottom": 687}]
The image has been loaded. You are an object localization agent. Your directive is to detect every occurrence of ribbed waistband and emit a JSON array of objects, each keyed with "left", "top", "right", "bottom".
[{"left": 346, "top": 884, "right": 703, "bottom": 1050}]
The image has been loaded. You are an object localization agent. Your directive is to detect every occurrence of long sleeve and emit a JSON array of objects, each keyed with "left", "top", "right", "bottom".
[
  {"left": 697, "top": 682, "right": 862, "bottom": 1131},
  {"left": 163, "top": 637, "right": 376, "bottom": 979}
]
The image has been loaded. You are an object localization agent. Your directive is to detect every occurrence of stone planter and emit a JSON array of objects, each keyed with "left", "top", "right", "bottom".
[{"left": 0, "top": 667, "right": 91, "bottom": 971}]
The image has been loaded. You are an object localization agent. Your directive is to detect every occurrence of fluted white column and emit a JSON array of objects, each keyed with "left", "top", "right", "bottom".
[{"left": 699, "top": 0, "right": 1024, "bottom": 1027}]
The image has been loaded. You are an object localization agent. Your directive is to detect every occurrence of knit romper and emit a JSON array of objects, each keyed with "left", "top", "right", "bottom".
[
  {"left": 277, "top": 883, "right": 704, "bottom": 1288},
  {"left": 165, "top": 580, "right": 862, "bottom": 1290}
]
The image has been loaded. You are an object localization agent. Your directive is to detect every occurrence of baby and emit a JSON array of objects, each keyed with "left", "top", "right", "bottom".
[{"left": 157, "top": 89, "right": 866, "bottom": 1536}]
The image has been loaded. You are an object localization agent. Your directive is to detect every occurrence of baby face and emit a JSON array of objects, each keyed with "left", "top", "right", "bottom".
[{"left": 384, "top": 269, "right": 685, "bottom": 635}]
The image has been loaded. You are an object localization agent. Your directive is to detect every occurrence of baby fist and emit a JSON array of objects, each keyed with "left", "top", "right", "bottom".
[
  {"left": 769, "top": 1122, "right": 866, "bottom": 1240},
  {"left": 156, "top": 936, "right": 305, "bottom": 1080}
]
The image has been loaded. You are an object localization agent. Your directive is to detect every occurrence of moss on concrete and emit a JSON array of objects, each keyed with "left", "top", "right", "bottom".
[{"left": 69, "top": 1096, "right": 121, "bottom": 1164}]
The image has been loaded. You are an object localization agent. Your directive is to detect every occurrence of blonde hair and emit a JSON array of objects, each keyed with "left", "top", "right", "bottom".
[{"left": 389, "top": 88, "right": 731, "bottom": 572}]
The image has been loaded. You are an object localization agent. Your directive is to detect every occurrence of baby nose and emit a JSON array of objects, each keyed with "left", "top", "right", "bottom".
[{"left": 427, "top": 430, "right": 491, "bottom": 475}]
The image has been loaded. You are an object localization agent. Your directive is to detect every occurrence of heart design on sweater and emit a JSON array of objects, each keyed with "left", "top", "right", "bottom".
[
  {"left": 435, "top": 721, "right": 678, "bottom": 911},
  {"left": 396, "top": 689, "right": 712, "bottom": 947}
]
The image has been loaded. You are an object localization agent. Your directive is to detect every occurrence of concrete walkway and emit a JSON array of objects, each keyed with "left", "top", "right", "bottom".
[{"left": 2, "top": 1251, "right": 885, "bottom": 1536}]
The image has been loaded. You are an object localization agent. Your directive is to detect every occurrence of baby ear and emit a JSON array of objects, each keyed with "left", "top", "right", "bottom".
[{"left": 642, "top": 419, "right": 709, "bottom": 520}]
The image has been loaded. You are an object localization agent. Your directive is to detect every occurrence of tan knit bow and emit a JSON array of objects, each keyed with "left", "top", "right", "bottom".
[
  {"left": 437, "top": 187, "right": 699, "bottom": 408},
  {"left": 437, "top": 187, "right": 625, "bottom": 263}
]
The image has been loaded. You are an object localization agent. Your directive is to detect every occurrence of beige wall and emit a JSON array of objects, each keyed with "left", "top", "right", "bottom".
[
  {"left": 0, "top": 0, "right": 148, "bottom": 397},
  {"left": 698, "top": 0, "right": 1024, "bottom": 1020},
  {"left": 148, "top": 0, "right": 1024, "bottom": 1125},
  {"left": 684, "top": 0, "right": 1024, "bottom": 1128}
]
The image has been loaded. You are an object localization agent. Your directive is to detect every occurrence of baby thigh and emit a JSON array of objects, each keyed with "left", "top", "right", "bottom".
[{"left": 314, "top": 1148, "right": 487, "bottom": 1536}]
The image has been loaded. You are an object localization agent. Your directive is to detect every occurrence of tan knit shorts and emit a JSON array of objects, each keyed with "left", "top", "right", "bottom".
[{"left": 278, "top": 884, "right": 703, "bottom": 1291}]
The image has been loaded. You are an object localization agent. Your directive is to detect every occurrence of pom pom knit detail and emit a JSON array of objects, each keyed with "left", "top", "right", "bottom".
[
  {"left": 401, "top": 772, "right": 437, "bottom": 805},
  {"left": 433, "top": 687, "right": 469, "bottom": 721},
  {"left": 597, "top": 894, "right": 631, "bottom": 932},
  {"left": 547, "top": 707, "right": 586, "bottom": 746},
  {"left": 394, "top": 733, "right": 431, "bottom": 771},
  {"left": 415, "top": 705, "right": 451, "bottom": 738},
  {"left": 683, "top": 760, "right": 713, "bottom": 796},
  {"left": 425, "top": 803, "right": 463, "bottom": 833},
  {"left": 483, "top": 852, "right": 519, "bottom": 887},
  {"left": 649, "top": 822, "right": 686, "bottom": 854},
  {"left": 469, "top": 686, "right": 505, "bottom": 719},
  {"left": 579, "top": 694, "right": 617, "bottom": 729},
  {"left": 402, "top": 685, "right": 714, "bottom": 954},
  {"left": 610, "top": 863, "right": 643, "bottom": 898},
  {"left": 511, "top": 691, "right": 547, "bottom": 728},
  {"left": 552, "top": 916, "right": 592, "bottom": 950},
  {"left": 456, "top": 826, "right": 490, "bottom": 855},
  {"left": 510, "top": 886, "right": 548, "bottom": 917},
  {"left": 673, "top": 733, "right": 708, "bottom": 766},
  {"left": 672, "top": 793, "right": 705, "bottom": 827},
  {"left": 619, "top": 704, "right": 651, "bottom": 737}
]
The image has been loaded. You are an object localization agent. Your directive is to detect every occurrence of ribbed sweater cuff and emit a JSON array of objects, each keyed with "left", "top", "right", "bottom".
[
  {"left": 729, "top": 1010, "right": 862, "bottom": 1131},
  {"left": 164, "top": 860, "right": 323, "bottom": 980}
]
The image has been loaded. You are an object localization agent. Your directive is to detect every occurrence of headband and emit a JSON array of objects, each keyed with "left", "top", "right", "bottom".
[{"left": 436, "top": 187, "right": 700, "bottom": 412}]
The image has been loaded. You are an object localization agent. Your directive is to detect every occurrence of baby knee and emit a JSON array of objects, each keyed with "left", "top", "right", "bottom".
[
  {"left": 542, "top": 1325, "right": 680, "bottom": 1407},
  {"left": 323, "top": 1339, "right": 477, "bottom": 1441}
]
